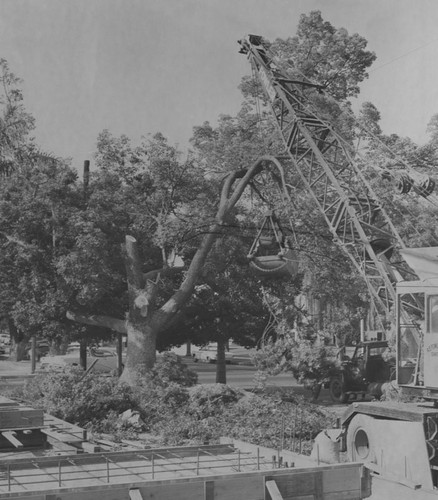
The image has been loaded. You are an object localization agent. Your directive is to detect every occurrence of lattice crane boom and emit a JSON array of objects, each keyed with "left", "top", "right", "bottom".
[{"left": 239, "top": 34, "right": 432, "bottom": 329}]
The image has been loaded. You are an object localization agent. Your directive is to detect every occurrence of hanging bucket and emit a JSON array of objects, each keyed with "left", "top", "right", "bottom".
[{"left": 249, "top": 248, "right": 299, "bottom": 278}]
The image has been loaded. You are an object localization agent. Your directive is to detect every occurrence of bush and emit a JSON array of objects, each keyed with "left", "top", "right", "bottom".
[
  {"left": 253, "top": 335, "right": 340, "bottom": 392},
  {"left": 187, "top": 384, "right": 243, "bottom": 419},
  {"left": 20, "top": 367, "right": 137, "bottom": 429},
  {"left": 224, "top": 392, "right": 335, "bottom": 451},
  {"left": 148, "top": 352, "right": 198, "bottom": 387}
]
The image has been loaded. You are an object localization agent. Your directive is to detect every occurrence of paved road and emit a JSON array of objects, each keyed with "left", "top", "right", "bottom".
[{"left": 184, "top": 357, "right": 293, "bottom": 386}]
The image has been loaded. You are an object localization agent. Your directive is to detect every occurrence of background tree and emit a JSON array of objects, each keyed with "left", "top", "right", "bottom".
[
  {"left": 159, "top": 236, "right": 273, "bottom": 383},
  {"left": 0, "top": 156, "right": 84, "bottom": 359},
  {"left": 0, "top": 60, "right": 89, "bottom": 359}
]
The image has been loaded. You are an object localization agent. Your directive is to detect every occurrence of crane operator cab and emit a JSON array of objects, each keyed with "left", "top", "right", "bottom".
[{"left": 397, "top": 248, "right": 438, "bottom": 400}]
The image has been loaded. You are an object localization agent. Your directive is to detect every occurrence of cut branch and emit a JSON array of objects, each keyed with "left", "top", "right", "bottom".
[{"left": 0, "top": 231, "right": 34, "bottom": 249}]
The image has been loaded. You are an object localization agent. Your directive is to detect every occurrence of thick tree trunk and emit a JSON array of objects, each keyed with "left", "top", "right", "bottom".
[
  {"left": 79, "top": 339, "right": 87, "bottom": 370},
  {"left": 14, "top": 339, "right": 28, "bottom": 362},
  {"left": 185, "top": 342, "right": 192, "bottom": 357},
  {"left": 7, "top": 318, "right": 28, "bottom": 361},
  {"left": 120, "top": 320, "right": 157, "bottom": 385}
]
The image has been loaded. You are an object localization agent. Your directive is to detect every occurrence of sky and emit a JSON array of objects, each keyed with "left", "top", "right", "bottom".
[{"left": 0, "top": 0, "right": 437, "bottom": 171}]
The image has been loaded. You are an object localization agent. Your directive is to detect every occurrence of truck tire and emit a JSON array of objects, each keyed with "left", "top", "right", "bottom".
[
  {"left": 346, "top": 414, "right": 376, "bottom": 463},
  {"left": 329, "top": 377, "right": 348, "bottom": 404}
]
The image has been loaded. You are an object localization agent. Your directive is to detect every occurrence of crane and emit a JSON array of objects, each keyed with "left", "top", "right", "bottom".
[{"left": 239, "top": 34, "right": 438, "bottom": 490}]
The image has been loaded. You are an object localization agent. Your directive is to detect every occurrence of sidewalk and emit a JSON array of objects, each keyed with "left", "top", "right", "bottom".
[{"left": 0, "top": 356, "right": 35, "bottom": 378}]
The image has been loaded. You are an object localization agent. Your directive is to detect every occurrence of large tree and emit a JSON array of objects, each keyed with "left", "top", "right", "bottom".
[{"left": 0, "top": 59, "right": 87, "bottom": 359}]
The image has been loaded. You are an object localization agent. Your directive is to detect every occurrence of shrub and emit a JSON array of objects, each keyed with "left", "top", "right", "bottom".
[
  {"left": 134, "top": 382, "right": 190, "bottom": 430},
  {"left": 224, "top": 392, "right": 335, "bottom": 451},
  {"left": 20, "top": 367, "right": 137, "bottom": 429},
  {"left": 148, "top": 352, "right": 198, "bottom": 387},
  {"left": 187, "top": 384, "right": 243, "bottom": 419}
]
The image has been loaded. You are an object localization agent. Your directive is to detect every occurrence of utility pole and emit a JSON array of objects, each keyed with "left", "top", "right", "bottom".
[{"left": 79, "top": 160, "right": 90, "bottom": 371}]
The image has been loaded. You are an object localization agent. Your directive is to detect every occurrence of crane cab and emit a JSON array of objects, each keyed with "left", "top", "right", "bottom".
[{"left": 397, "top": 248, "right": 438, "bottom": 399}]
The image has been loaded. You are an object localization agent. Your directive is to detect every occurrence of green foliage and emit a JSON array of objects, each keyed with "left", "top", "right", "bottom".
[
  {"left": 271, "top": 11, "right": 376, "bottom": 101},
  {"left": 20, "top": 368, "right": 137, "bottom": 427},
  {"left": 252, "top": 333, "right": 340, "bottom": 387},
  {"left": 186, "top": 384, "right": 242, "bottom": 419},
  {"left": 18, "top": 353, "right": 198, "bottom": 433},
  {"left": 140, "top": 383, "right": 333, "bottom": 449},
  {"left": 146, "top": 352, "right": 198, "bottom": 387},
  {"left": 224, "top": 392, "right": 331, "bottom": 450},
  {"left": 0, "top": 156, "right": 84, "bottom": 352},
  {"left": 17, "top": 363, "right": 334, "bottom": 451}
]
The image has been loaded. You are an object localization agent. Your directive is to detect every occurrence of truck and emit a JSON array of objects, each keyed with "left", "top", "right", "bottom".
[
  {"left": 328, "top": 340, "right": 394, "bottom": 403},
  {"left": 238, "top": 33, "right": 438, "bottom": 489}
]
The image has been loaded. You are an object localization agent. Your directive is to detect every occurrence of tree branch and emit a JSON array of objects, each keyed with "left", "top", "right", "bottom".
[
  {"left": 0, "top": 231, "right": 34, "bottom": 249},
  {"left": 124, "top": 235, "right": 145, "bottom": 289},
  {"left": 66, "top": 311, "right": 127, "bottom": 334},
  {"left": 143, "top": 266, "right": 184, "bottom": 281}
]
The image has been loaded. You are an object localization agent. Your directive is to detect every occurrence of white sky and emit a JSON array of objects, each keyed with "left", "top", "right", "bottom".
[{"left": 0, "top": 0, "right": 437, "bottom": 170}]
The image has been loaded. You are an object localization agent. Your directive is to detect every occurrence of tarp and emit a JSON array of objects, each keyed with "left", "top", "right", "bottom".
[{"left": 400, "top": 247, "right": 438, "bottom": 280}]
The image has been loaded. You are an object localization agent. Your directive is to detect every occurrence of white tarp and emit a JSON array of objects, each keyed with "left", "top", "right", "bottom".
[{"left": 400, "top": 247, "right": 438, "bottom": 280}]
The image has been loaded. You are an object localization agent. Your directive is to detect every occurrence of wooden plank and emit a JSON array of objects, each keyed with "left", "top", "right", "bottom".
[
  {"left": 204, "top": 480, "right": 214, "bottom": 500},
  {"left": 0, "top": 407, "right": 44, "bottom": 429},
  {"left": 323, "top": 465, "right": 361, "bottom": 492},
  {"left": 129, "top": 489, "right": 143, "bottom": 500},
  {"left": 0, "top": 396, "right": 18, "bottom": 407},
  {"left": 2, "top": 431, "right": 23, "bottom": 448},
  {"left": 272, "top": 472, "right": 316, "bottom": 498},
  {"left": 43, "top": 414, "right": 87, "bottom": 440},
  {"left": 266, "top": 479, "right": 284, "bottom": 500},
  {"left": 314, "top": 471, "right": 323, "bottom": 500},
  {"left": 129, "top": 483, "right": 203, "bottom": 500},
  {"left": 40, "top": 428, "right": 83, "bottom": 444},
  {"left": 205, "top": 475, "right": 262, "bottom": 500},
  {"left": 49, "top": 440, "right": 79, "bottom": 454}
]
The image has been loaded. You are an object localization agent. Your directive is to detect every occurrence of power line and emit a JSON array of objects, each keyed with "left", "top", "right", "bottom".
[{"left": 369, "top": 38, "right": 438, "bottom": 73}]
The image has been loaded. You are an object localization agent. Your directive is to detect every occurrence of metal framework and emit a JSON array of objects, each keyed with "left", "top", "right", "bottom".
[
  {"left": 238, "top": 34, "right": 425, "bottom": 328},
  {"left": 0, "top": 445, "right": 277, "bottom": 493}
]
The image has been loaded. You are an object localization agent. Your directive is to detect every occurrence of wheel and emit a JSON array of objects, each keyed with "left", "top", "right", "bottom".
[
  {"left": 329, "top": 377, "right": 349, "bottom": 404},
  {"left": 346, "top": 414, "right": 377, "bottom": 463}
]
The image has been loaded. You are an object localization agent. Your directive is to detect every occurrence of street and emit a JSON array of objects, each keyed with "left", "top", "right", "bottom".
[{"left": 183, "top": 356, "right": 293, "bottom": 387}]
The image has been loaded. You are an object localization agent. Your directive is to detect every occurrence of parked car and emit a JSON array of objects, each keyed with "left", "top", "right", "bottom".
[
  {"left": 193, "top": 345, "right": 234, "bottom": 364},
  {"left": 0, "top": 334, "right": 10, "bottom": 346},
  {"left": 227, "top": 344, "right": 256, "bottom": 365},
  {"left": 39, "top": 346, "right": 124, "bottom": 374}
]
